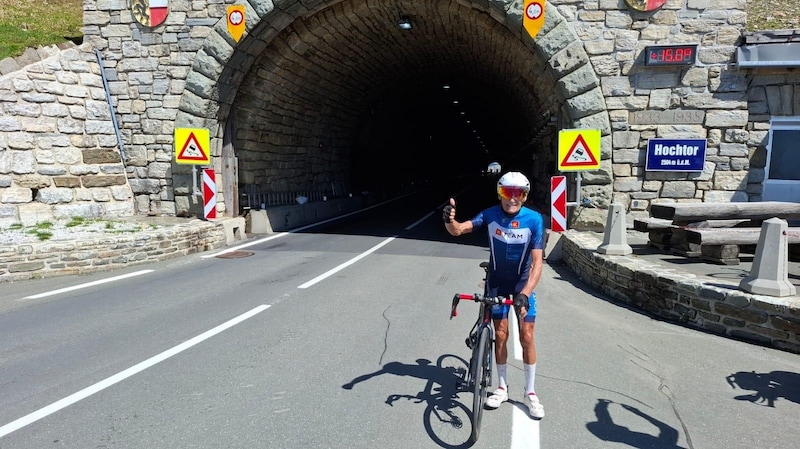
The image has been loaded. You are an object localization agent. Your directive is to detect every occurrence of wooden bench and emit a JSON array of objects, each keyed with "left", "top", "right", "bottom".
[
  {"left": 633, "top": 218, "right": 675, "bottom": 250},
  {"left": 685, "top": 227, "right": 800, "bottom": 265},
  {"left": 650, "top": 201, "right": 800, "bottom": 222},
  {"left": 634, "top": 217, "right": 754, "bottom": 253},
  {"left": 643, "top": 202, "right": 800, "bottom": 259}
]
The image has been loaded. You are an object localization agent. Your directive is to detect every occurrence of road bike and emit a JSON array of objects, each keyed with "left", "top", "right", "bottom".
[{"left": 449, "top": 261, "right": 514, "bottom": 444}]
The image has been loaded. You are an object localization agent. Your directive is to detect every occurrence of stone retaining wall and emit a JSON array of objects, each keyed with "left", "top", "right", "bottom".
[
  {"left": 0, "top": 219, "right": 228, "bottom": 283},
  {"left": 560, "top": 230, "right": 800, "bottom": 354}
]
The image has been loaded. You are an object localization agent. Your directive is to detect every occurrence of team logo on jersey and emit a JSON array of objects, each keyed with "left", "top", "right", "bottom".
[
  {"left": 495, "top": 228, "right": 503, "bottom": 237},
  {"left": 131, "top": 0, "right": 169, "bottom": 27},
  {"left": 511, "top": 220, "right": 520, "bottom": 229}
]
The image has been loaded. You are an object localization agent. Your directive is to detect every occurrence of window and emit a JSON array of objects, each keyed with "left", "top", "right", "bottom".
[{"left": 763, "top": 117, "right": 800, "bottom": 201}]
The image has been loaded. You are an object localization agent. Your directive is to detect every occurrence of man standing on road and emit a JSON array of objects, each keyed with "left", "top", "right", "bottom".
[{"left": 442, "top": 171, "right": 546, "bottom": 419}]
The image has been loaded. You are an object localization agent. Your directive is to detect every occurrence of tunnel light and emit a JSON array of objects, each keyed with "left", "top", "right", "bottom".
[{"left": 398, "top": 17, "right": 413, "bottom": 30}]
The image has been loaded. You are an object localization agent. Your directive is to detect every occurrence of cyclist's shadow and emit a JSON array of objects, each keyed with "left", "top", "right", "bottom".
[{"left": 342, "top": 355, "right": 476, "bottom": 449}]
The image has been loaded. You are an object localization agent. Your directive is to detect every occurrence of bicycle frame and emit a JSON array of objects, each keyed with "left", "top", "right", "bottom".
[{"left": 449, "top": 263, "right": 514, "bottom": 443}]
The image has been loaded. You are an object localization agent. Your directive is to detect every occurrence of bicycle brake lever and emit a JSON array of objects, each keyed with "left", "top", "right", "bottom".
[{"left": 450, "top": 294, "right": 459, "bottom": 319}]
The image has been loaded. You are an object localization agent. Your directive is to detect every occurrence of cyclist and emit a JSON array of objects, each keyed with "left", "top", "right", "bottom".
[{"left": 442, "top": 171, "right": 546, "bottom": 419}]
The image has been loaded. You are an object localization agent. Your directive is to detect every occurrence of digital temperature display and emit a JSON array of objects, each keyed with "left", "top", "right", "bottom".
[{"left": 644, "top": 44, "right": 698, "bottom": 66}]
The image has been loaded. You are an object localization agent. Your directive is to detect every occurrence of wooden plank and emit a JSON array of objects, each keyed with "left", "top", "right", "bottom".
[
  {"left": 633, "top": 218, "right": 673, "bottom": 231},
  {"left": 669, "top": 228, "right": 700, "bottom": 257},
  {"left": 700, "top": 244, "right": 741, "bottom": 265},
  {"left": 650, "top": 202, "right": 800, "bottom": 221},
  {"left": 686, "top": 227, "right": 800, "bottom": 245},
  {"left": 684, "top": 219, "right": 754, "bottom": 228},
  {"left": 634, "top": 218, "right": 750, "bottom": 232}
]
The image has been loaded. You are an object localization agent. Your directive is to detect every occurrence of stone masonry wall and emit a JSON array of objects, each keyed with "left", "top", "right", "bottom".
[
  {"left": 561, "top": 230, "right": 800, "bottom": 354},
  {"left": 1, "top": 0, "right": 798, "bottom": 230},
  {"left": 0, "top": 43, "right": 132, "bottom": 228},
  {"left": 0, "top": 218, "right": 228, "bottom": 283}
]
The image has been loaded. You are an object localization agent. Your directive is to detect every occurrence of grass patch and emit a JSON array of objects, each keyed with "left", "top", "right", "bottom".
[
  {"left": 25, "top": 221, "right": 54, "bottom": 241},
  {"left": 1, "top": 217, "right": 158, "bottom": 243},
  {"left": 65, "top": 216, "right": 86, "bottom": 227},
  {"left": 0, "top": 0, "right": 83, "bottom": 60},
  {"left": 747, "top": 0, "right": 800, "bottom": 31}
]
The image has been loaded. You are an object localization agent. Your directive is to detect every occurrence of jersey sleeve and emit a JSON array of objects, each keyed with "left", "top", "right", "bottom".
[
  {"left": 470, "top": 210, "right": 486, "bottom": 228},
  {"left": 531, "top": 213, "right": 545, "bottom": 250}
]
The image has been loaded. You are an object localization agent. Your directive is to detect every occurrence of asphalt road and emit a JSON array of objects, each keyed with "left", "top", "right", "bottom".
[{"left": 0, "top": 190, "right": 798, "bottom": 449}]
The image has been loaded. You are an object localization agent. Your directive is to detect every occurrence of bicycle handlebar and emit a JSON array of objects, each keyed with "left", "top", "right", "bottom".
[{"left": 449, "top": 293, "right": 514, "bottom": 319}]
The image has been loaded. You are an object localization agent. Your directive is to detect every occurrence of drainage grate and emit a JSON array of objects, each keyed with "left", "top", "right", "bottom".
[{"left": 215, "top": 250, "right": 255, "bottom": 259}]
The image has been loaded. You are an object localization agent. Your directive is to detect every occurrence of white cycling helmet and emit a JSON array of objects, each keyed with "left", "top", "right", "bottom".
[{"left": 497, "top": 171, "right": 530, "bottom": 191}]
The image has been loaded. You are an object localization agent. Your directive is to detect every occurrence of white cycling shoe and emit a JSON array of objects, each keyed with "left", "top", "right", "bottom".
[
  {"left": 485, "top": 387, "right": 508, "bottom": 409},
  {"left": 524, "top": 393, "right": 545, "bottom": 419}
]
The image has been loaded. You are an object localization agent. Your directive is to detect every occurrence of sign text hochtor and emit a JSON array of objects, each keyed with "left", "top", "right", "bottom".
[{"left": 646, "top": 138, "right": 706, "bottom": 172}]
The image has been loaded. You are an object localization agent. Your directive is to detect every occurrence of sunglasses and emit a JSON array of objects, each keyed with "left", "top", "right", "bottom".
[{"left": 498, "top": 186, "right": 529, "bottom": 200}]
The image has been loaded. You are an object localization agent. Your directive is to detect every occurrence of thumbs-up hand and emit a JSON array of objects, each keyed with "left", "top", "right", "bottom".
[{"left": 442, "top": 198, "right": 456, "bottom": 223}]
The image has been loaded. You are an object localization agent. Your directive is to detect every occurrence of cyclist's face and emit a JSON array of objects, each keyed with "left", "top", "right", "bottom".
[{"left": 500, "top": 195, "right": 524, "bottom": 214}]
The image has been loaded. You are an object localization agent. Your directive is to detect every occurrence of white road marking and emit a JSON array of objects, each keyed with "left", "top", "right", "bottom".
[
  {"left": 203, "top": 193, "right": 418, "bottom": 259},
  {"left": 21, "top": 270, "right": 154, "bottom": 300},
  {"left": 405, "top": 211, "right": 434, "bottom": 230},
  {"left": 297, "top": 237, "right": 396, "bottom": 289},
  {"left": 0, "top": 304, "right": 270, "bottom": 439},
  {"left": 509, "top": 310, "right": 540, "bottom": 448},
  {"left": 202, "top": 232, "right": 289, "bottom": 258}
]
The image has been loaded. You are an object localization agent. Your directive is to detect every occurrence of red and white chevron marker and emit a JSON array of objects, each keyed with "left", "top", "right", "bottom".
[
  {"left": 203, "top": 168, "right": 217, "bottom": 220},
  {"left": 550, "top": 175, "right": 567, "bottom": 232}
]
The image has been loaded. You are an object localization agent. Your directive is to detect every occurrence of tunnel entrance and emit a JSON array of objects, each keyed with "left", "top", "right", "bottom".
[{"left": 174, "top": 0, "right": 602, "bottom": 218}]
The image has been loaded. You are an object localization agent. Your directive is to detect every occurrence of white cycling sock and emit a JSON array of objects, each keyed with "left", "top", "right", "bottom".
[
  {"left": 524, "top": 363, "right": 536, "bottom": 395},
  {"left": 497, "top": 364, "right": 508, "bottom": 390}
]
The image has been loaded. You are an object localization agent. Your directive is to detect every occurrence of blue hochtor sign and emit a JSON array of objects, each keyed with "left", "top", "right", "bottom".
[{"left": 645, "top": 138, "right": 706, "bottom": 172}]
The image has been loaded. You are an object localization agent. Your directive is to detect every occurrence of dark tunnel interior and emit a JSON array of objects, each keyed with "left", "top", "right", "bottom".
[
  {"left": 350, "top": 76, "right": 537, "bottom": 192},
  {"left": 228, "top": 0, "right": 563, "bottom": 213}
]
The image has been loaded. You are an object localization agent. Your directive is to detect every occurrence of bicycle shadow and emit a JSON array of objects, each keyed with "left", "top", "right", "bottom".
[
  {"left": 725, "top": 370, "right": 800, "bottom": 407},
  {"left": 341, "top": 355, "right": 476, "bottom": 448},
  {"left": 586, "top": 399, "right": 687, "bottom": 449}
]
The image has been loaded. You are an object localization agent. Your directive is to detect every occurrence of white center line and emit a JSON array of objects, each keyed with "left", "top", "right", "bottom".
[
  {"left": 0, "top": 304, "right": 270, "bottom": 439},
  {"left": 297, "top": 237, "right": 396, "bottom": 289},
  {"left": 509, "top": 310, "right": 540, "bottom": 448},
  {"left": 21, "top": 270, "right": 154, "bottom": 300}
]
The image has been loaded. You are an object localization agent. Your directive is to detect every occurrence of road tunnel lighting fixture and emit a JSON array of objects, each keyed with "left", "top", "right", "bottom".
[{"left": 398, "top": 16, "right": 413, "bottom": 30}]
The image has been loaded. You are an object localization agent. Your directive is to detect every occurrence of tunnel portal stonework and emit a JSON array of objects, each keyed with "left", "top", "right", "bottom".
[{"left": 1, "top": 0, "right": 797, "bottom": 229}]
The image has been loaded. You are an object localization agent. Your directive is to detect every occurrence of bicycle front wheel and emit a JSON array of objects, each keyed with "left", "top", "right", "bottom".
[{"left": 470, "top": 326, "right": 492, "bottom": 443}]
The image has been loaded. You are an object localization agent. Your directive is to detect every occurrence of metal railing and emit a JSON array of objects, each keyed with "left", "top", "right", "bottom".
[{"left": 241, "top": 182, "right": 348, "bottom": 209}]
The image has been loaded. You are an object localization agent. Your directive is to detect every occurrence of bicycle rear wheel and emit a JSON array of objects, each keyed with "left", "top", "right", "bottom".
[{"left": 470, "top": 326, "right": 492, "bottom": 443}]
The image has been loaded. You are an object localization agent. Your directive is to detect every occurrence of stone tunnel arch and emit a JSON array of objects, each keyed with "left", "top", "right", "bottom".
[{"left": 173, "top": 0, "right": 607, "bottom": 218}]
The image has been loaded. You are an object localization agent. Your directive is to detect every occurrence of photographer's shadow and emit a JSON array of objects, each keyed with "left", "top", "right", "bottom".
[
  {"left": 586, "top": 399, "right": 687, "bottom": 449},
  {"left": 342, "top": 356, "right": 475, "bottom": 449}
]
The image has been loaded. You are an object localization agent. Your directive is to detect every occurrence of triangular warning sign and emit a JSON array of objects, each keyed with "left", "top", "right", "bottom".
[
  {"left": 177, "top": 132, "right": 209, "bottom": 161},
  {"left": 561, "top": 134, "right": 599, "bottom": 167}
]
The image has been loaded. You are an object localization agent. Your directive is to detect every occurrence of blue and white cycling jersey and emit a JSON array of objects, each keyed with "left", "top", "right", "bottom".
[
  {"left": 470, "top": 205, "right": 545, "bottom": 321},
  {"left": 470, "top": 205, "right": 545, "bottom": 285}
]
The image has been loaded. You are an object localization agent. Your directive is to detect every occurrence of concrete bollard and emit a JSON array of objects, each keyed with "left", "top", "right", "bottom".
[
  {"left": 739, "top": 218, "right": 797, "bottom": 297},
  {"left": 245, "top": 210, "right": 273, "bottom": 234},
  {"left": 220, "top": 217, "right": 246, "bottom": 245},
  {"left": 544, "top": 230, "right": 563, "bottom": 262},
  {"left": 597, "top": 203, "right": 632, "bottom": 255}
]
